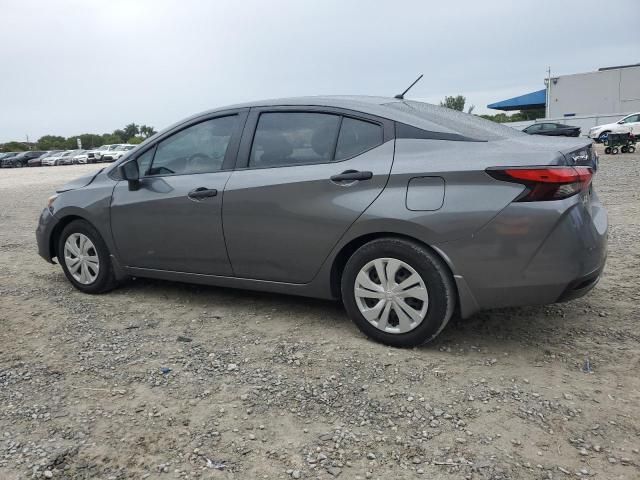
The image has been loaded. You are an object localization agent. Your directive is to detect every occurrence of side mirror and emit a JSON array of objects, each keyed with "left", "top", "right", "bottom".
[{"left": 118, "top": 160, "right": 140, "bottom": 190}]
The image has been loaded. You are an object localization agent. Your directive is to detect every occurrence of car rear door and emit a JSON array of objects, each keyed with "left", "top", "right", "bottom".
[
  {"left": 110, "top": 110, "right": 247, "bottom": 275},
  {"left": 222, "top": 107, "right": 395, "bottom": 284}
]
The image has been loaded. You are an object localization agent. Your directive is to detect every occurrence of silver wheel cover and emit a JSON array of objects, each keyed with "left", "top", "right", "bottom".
[
  {"left": 354, "top": 257, "right": 429, "bottom": 334},
  {"left": 64, "top": 233, "right": 99, "bottom": 285}
]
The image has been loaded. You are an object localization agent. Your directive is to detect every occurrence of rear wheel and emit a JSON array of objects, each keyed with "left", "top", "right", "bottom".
[
  {"left": 629, "top": 146, "right": 636, "bottom": 153},
  {"left": 341, "top": 238, "right": 455, "bottom": 348},
  {"left": 612, "top": 147, "right": 619, "bottom": 155},
  {"left": 58, "top": 220, "right": 117, "bottom": 294},
  {"left": 604, "top": 147, "right": 612, "bottom": 154}
]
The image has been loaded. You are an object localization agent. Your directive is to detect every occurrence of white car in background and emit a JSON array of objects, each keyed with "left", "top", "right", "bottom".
[
  {"left": 71, "top": 150, "right": 90, "bottom": 164},
  {"left": 89, "top": 145, "right": 115, "bottom": 162},
  {"left": 589, "top": 112, "right": 640, "bottom": 142},
  {"left": 57, "top": 150, "right": 83, "bottom": 165},
  {"left": 102, "top": 144, "right": 135, "bottom": 162},
  {"left": 41, "top": 151, "right": 68, "bottom": 166}
]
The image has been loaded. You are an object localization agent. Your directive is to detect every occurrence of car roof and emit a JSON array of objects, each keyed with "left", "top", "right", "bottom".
[{"left": 179, "top": 95, "right": 524, "bottom": 141}]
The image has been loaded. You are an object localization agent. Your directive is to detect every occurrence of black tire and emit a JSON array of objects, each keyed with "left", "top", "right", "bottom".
[
  {"left": 612, "top": 147, "right": 619, "bottom": 155},
  {"left": 341, "top": 238, "right": 456, "bottom": 348},
  {"left": 598, "top": 131, "right": 610, "bottom": 144},
  {"left": 621, "top": 146, "right": 628, "bottom": 153},
  {"left": 604, "top": 147, "right": 612, "bottom": 154},
  {"left": 629, "top": 146, "right": 636, "bottom": 153},
  {"left": 57, "top": 219, "right": 117, "bottom": 294}
]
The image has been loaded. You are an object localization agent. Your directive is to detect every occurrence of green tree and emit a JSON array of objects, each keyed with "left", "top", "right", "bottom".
[
  {"left": 36, "top": 135, "right": 68, "bottom": 150},
  {"left": 480, "top": 108, "right": 545, "bottom": 123},
  {"left": 102, "top": 133, "right": 123, "bottom": 145},
  {"left": 112, "top": 129, "right": 127, "bottom": 143},
  {"left": 128, "top": 136, "right": 145, "bottom": 144},
  {"left": 123, "top": 123, "right": 140, "bottom": 140},
  {"left": 71, "top": 133, "right": 104, "bottom": 149},
  {"left": 440, "top": 95, "right": 466, "bottom": 111},
  {"left": 0, "top": 141, "right": 29, "bottom": 152},
  {"left": 139, "top": 125, "right": 157, "bottom": 138}
]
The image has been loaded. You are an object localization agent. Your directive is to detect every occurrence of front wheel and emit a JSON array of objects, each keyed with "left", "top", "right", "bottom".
[
  {"left": 58, "top": 220, "right": 117, "bottom": 294},
  {"left": 341, "top": 238, "right": 456, "bottom": 348}
]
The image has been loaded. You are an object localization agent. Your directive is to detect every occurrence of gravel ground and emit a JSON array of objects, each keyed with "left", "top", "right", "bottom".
[{"left": 1, "top": 149, "right": 639, "bottom": 480}]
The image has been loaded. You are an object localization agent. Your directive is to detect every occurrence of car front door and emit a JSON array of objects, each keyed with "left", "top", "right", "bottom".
[
  {"left": 110, "top": 110, "right": 247, "bottom": 275},
  {"left": 624, "top": 114, "right": 640, "bottom": 135},
  {"left": 222, "top": 107, "right": 395, "bottom": 283}
]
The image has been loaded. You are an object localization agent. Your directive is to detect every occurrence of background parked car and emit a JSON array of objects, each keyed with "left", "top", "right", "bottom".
[
  {"left": 589, "top": 112, "right": 640, "bottom": 143},
  {"left": 102, "top": 144, "right": 135, "bottom": 162},
  {"left": 57, "top": 150, "right": 83, "bottom": 165},
  {"left": 523, "top": 122, "right": 581, "bottom": 137},
  {"left": 0, "top": 152, "right": 19, "bottom": 166},
  {"left": 2, "top": 151, "right": 48, "bottom": 168},
  {"left": 28, "top": 151, "right": 61, "bottom": 167},
  {"left": 90, "top": 145, "right": 117, "bottom": 162},
  {"left": 71, "top": 150, "right": 89, "bottom": 164},
  {"left": 41, "top": 150, "right": 76, "bottom": 166},
  {"left": 41, "top": 151, "right": 65, "bottom": 166}
]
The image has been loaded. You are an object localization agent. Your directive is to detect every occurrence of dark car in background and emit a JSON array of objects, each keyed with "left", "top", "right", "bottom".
[
  {"left": 0, "top": 152, "right": 20, "bottom": 167},
  {"left": 523, "top": 122, "right": 581, "bottom": 137},
  {"left": 0, "top": 152, "right": 19, "bottom": 165},
  {"left": 2, "top": 151, "right": 48, "bottom": 168}
]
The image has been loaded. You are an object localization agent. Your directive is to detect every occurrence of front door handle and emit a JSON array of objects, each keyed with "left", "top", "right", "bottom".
[
  {"left": 330, "top": 170, "right": 373, "bottom": 183},
  {"left": 188, "top": 187, "right": 218, "bottom": 200}
]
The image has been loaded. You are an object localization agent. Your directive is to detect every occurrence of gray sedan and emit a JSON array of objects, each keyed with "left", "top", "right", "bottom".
[{"left": 36, "top": 96, "right": 607, "bottom": 347}]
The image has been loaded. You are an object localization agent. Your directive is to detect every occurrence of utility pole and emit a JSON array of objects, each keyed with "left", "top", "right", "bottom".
[{"left": 545, "top": 67, "right": 551, "bottom": 119}]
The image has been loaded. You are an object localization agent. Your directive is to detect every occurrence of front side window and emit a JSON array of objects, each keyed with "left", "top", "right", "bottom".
[
  {"left": 136, "top": 147, "right": 155, "bottom": 176},
  {"left": 250, "top": 113, "right": 340, "bottom": 168},
  {"left": 148, "top": 116, "right": 237, "bottom": 176}
]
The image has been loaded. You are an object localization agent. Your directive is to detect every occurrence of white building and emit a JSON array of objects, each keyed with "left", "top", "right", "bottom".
[
  {"left": 548, "top": 63, "right": 640, "bottom": 118},
  {"left": 488, "top": 63, "right": 640, "bottom": 133}
]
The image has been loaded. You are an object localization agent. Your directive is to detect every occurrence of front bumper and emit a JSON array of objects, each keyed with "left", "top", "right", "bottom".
[{"left": 36, "top": 208, "right": 60, "bottom": 263}]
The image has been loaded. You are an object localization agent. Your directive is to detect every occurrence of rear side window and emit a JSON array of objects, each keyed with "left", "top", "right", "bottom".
[
  {"left": 148, "top": 115, "right": 237, "bottom": 176},
  {"left": 250, "top": 113, "right": 340, "bottom": 168},
  {"left": 335, "top": 118, "right": 383, "bottom": 160}
]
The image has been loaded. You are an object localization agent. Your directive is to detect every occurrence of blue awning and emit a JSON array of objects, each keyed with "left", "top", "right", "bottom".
[{"left": 487, "top": 89, "right": 546, "bottom": 111}]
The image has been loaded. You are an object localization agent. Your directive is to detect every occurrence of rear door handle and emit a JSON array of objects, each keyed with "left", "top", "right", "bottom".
[
  {"left": 330, "top": 170, "right": 373, "bottom": 182},
  {"left": 188, "top": 187, "right": 218, "bottom": 200}
]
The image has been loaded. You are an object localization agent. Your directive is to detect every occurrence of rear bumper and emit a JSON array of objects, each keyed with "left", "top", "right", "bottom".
[
  {"left": 36, "top": 208, "right": 59, "bottom": 263},
  {"left": 438, "top": 192, "right": 608, "bottom": 317}
]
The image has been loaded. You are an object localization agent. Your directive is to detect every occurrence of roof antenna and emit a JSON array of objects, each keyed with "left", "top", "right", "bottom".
[{"left": 394, "top": 74, "right": 423, "bottom": 100}]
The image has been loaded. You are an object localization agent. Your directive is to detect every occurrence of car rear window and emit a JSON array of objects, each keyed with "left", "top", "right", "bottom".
[
  {"left": 385, "top": 100, "right": 526, "bottom": 141},
  {"left": 335, "top": 117, "right": 383, "bottom": 161}
]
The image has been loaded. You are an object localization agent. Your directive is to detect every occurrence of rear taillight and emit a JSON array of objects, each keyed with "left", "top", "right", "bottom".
[{"left": 487, "top": 166, "right": 593, "bottom": 202}]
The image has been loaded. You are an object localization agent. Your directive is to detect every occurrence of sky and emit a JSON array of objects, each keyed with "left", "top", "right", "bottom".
[{"left": 1, "top": 0, "right": 639, "bottom": 143}]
